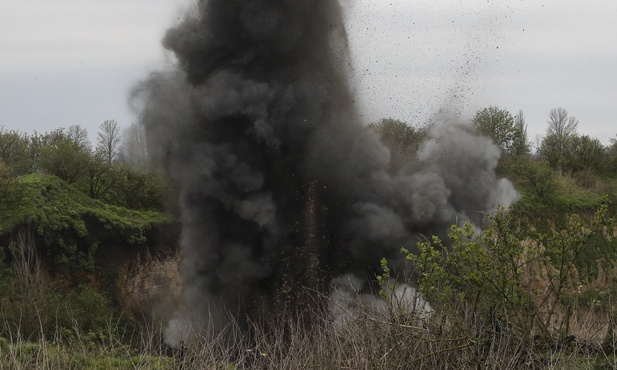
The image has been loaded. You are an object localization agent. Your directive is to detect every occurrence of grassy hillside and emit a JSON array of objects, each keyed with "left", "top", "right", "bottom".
[{"left": 0, "top": 173, "right": 178, "bottom": 348}]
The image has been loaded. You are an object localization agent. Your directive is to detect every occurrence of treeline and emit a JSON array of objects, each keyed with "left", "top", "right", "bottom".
[
  {"left": 371, "top": 107, "right": 617, "bottom": 219},
  {"left": 373, "top": 106, "right": 617, "bottom": 177},
  {"left": 471, "top": 106, "right": 617, "bottom": 177},
  {"left": 472, "top": 106, "right": 617, "bottom": 217},
  {"left": 0, "top": 121, "right": 167, "bottom": 211}
]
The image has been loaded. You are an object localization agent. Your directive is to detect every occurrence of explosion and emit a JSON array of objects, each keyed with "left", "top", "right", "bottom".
[{"left": 132, "top": 0, "right": 517, "bottom": 345}]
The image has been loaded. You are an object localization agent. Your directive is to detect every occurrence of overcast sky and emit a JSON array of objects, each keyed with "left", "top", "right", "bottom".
[{"left": 1, "top": 0, "right": 616, "bottom": 147}]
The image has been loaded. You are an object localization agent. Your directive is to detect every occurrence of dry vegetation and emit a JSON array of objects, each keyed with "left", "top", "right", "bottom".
[{"left": 3, "top": 291, "right": 617, "bottom": 369}]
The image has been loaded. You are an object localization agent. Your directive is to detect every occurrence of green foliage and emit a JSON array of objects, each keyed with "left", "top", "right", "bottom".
[
  {"left": 104, "top": 164, "right": 169, "bottom": 211},
  {"left": 537, "top": 107, "right": 610, "bottom": 178},
  {"left": 606, "top": 136, "right": 617, "bottom": 177},
  {"left": 0, "top": 173, "right": 171, "bottom": 278},
  {"left": 0, "top": 279, "right": 63, "bottom": 341},
  {"left": 499, "top": 154, "right": 612, "bottom": 231},
  {"left": 472, "top": 106, "right": 528, "bottom": 155},
  {"left": 0, "top": 337, "right": 8, "bottom": 352},
  {"left": 565, "top": 135, "right": 606, "bottom": 174},
  {"left": 83, "top": 152, "right": 116, "bottom": 200},
  {"left": 0, "top": 248, "right": 125, "bottom": 344},
  {"left": 406, "top": 217, "right": 529, "bottom": 326},
  {"left": 0, "top": 339, "right": 175, "bottom": 369},
  {"left": 0, "top": 173, "right": 169, "bottom": 234},
  {"left": 39, "top": 137, "right": 91, "bottom": 184},
  {"left": 0, "top": 160, "right": 23, "bottom": 209},
  {"left": 505, "top": 158, "right": 556, "bottom": 199},
  {"left": 540, "top": 133, "right": 606, "bottom": 175},
  {"left": 69, "top": 152, "right": 169, "bottom": 211},
  {"left": 0, "top": 125, "right": 178, "bottom": 366},
  {"left": 376, "top": 258, "right": 391, "bottom": 300},
  {"left": 60, "top": 284, "right": 115, "bottom": 339},
  {"left": 0, "top": 127, "right": 33, "bottom": 175},
  {"left": 402, "top": 201, "right": 615, "bottom": 343},
  {"left": 539, "top": 133, "right": 566, "bottom": 171},
  {"left": 542, "top": 201, "right": 615, "bottom": 280}
]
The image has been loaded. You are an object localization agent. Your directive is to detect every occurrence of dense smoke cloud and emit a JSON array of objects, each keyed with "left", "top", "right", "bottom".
[{"left": 132, "top": 0, "right": 517, "bottom": 345}]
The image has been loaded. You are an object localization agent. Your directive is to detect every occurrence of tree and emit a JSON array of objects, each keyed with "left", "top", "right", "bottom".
[
  {"left": 562, "top": 135, "right": 606, "bottom": 174},
  {"left": 119, "top": 123, "right": 150, "bottom": 169},
  {"left": 540, "top": 108, "right": 579, "bottom": 173},
  {"left": 511, "top": 110, "right": 531, "bottom": 156},
  {"left": 608, "top": 136, "right": 617, "bottom": 176},
  {"left": 99, "top": 163, "right": 167, "bottom": 210},
  {"left": 39, "top": 137, "right": 91, "bottom": 184},
  {"left": 471, "top": 107, "right": 526, "bottom": 155},
  {"left": 85, "top": 152, "right": 116, "bottom": 199},
  {"left": 0, "top": 160, "right": 22, "bottom": 207},
  {"left": 28, "top": 129, "right": 66, "bottom": 173},
  {"left": 67, "top": 125, "right": 91, "bottom": 151},
  {"left": 0, "top": 127, "right": 32, "bottom": 175},
  {"left": 509, "top": 158, "right": 556, "bottom": 198},
  {"left": 540, "top": 133, "right": 605, "bottom": 175},
  {"left": 539, "top": 134, "right": 566, "bottom": 171},
  {"left": 547, "top": 107, "right": 578, "bottom": 139},
  {"left": 96, "top": 120, "right": 121, "bottom": 164}
]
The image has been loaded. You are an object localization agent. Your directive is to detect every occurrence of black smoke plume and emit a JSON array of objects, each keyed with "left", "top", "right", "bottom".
[{"left": 132, "top": 0, "right": 517, "bottom": 345}]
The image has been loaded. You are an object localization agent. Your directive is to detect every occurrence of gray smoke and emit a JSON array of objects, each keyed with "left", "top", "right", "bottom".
[
  {"left": 329, "top": 273, "right": 432, "bottom": 330},
  {"left": 132, "top": 0, "right": 517, "bottom": 345}
]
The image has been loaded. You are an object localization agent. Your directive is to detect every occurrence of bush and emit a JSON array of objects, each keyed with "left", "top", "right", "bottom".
[{"left": 399, "top": 201, "right": 616, "bottom": 353}]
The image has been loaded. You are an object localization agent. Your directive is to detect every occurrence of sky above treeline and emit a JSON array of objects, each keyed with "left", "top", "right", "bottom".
[{"left": 1, "top": 0, "right": 616, "bottom": 147}]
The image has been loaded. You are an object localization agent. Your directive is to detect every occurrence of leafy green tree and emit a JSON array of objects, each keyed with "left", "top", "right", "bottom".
[
  {"left": 0, "top": 160, "right": 22, "bottom": 208},
  {"left": 540, "top": 133, "right": 606, "bottom": 175},
  {"left": 27, "top": 129, "right": 66, "bottom": 173},
  {"left": 540, "top": 108, "right": 579, "bottom": 173},
  {"left": 607, "top": 136, "right": 617, "bottom": 177},
  {"left": 472, "top": 107, "right": 527, "bottom": 155},
  {"left": 105, "top": 164, "right": 167, "bottom": 210},
  {"left": 538, "top": 133, "right": 564, "bottom": 171},
  {"left": 508, "top": 158, "right": 556, "bottom": 199},
  {"left": 84, "top": 152, "right": 116, "bottom": 199},
  {"left": 39, "top": 137, "right": 91, "bottom": 184},
  {"left": 0, "top": 127, "right": 33, "bottom": 175},
  {"left": 563, "top": 135, "right": 606, "bottom": 174}
]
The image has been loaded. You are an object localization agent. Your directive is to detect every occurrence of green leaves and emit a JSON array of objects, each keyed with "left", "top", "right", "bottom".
[
  {"left": 398, "top": 200, "right": 615, "bottom": 341},
  {"left": 472, "top": 107, "right": 529, "bottom": 156},
  {"left": 0, "top": 174, "right": 171, "bottom": 277}
]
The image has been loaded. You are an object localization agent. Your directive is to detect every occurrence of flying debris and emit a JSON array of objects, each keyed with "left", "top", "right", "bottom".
[{"left": 132, "top": 0, "right": 517, "bottom": 346}]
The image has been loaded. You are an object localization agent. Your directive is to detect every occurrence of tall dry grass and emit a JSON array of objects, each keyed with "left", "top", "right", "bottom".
[{"left": 2, "top": 287, "right": 617, "bottom": 369}]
